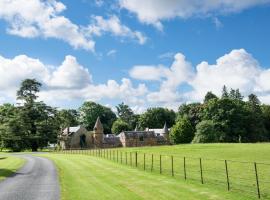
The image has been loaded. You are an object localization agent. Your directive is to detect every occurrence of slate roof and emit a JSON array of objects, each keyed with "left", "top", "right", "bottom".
[
  {"left": 62, "top": 126, "right": 82, "bottom": 135},
  {"left": 119, "top": 131, "right": 156, "bottom": 139}
]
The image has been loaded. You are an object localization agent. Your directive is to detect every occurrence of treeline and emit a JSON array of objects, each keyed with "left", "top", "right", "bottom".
[
  {"left": 171, "top": 86, "right": 270, "bottom": 144},
  {"left": 1, "top": 79, "right": 270, "bottom": 151}
]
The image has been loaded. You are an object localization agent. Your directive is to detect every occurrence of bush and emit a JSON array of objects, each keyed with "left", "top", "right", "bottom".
[
  {"left": 111, "top": 119, "right": 130, "bottom": 134},
  {"left": 169, "top": 117, "right": 194, "bottom": 144},
  {"left": 192, "top": 120, "right": 225, "bottom": 143}
]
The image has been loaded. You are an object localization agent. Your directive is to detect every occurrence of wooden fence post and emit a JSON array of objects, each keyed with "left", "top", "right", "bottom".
[
  {"left": 171, "top": 156, "right": 174, "bottom": 177},
  {"left": 151, "top": 154, "right": 154, "bottom": 172},
  {"left": 135, "top": 152, "right": 138, "bottom": 167},
  {"left": 199, "top": 158, "right": 204, "bottom": 184},
  {"left": 160, "top": 155, "right": 162, "bottom": 174},
  {"left": 143, "top": 153, "right": 146, "bottom": 170},
  {"left": 254, "top": 162, "right": 261, "bottom": 199},
  {"left": 225, "top": 160, "right": 230, "bottom": 191},
  {"left": 184, "top": 157, "right": 187, "bottom": 180}
]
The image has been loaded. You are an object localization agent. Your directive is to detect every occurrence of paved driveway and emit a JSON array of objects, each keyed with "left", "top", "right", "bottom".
[{"left": 0, "top": 154, "right": 60, "bottom": 200}]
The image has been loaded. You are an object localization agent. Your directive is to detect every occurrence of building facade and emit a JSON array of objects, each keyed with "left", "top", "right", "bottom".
[{"left": 59, "top": 117, "right": 170, "bottom": 149}]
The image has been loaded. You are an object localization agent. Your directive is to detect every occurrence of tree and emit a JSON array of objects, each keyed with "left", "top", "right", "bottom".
[
  {"left": 221, "top": 85, "right": 229, "bottom": 98},
  {"left": 192, "top": 120, "right": 225, "bottom": 143},
  {"left": 57, "top": 109, "right": 79, "bottom": 130},
  {"left": 204, "top": 91, "right": 218, "bottom": 103},
  {"left": 116, "top": 102, "right": 137, "bottom": 129},
  {"left": 201, "top": 98, "right": 247, "bottom": 142},
  {"left": 17, "top": 79, "right": 41, "bottom": 104},
  {"left": 3, "top": 79, "right": 60, "bottom": 151},
  {"left": 177, "top": 103, "right": 202, "bottom": 129},
  {"left": 116, "top": 102, "right": 133, "bottom": 122},
  {"left": 170, "top": 116, "right": 194, "bottom": 144},
  {"left": 111, "top": 119, "right": 130, "bottom": 134},
  {"left": 138, "top": 107, "right": 175, "bottom": 129},
  {"left": 79, "top": 101, "right": 116, "bottom": 133},
  {"left": 245, "top": 94, "right": 267, "bottom": 141},
  {"left": 229, "top": 88, "right": 243, "bottom": 100},
  {"left": 261, "top": 104, "right": 270, "bottom": 139}
]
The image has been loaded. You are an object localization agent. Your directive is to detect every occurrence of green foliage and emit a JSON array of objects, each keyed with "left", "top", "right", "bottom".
[
  {"left": 111, "top": 119, "right": 130, "bottom": 134},
  {"left": 221, "top": 85, "right": 229, "bottom": 98},
  {"left": 201, "top": 98, "right": 247, "bottom": 142},
  {"left": 56, "top": 109, "right": 79, "bottom": 130},
  {"left": 16, "top": 79, "right": 41, "bottom": 104},
  {"left": 170, "top": 117, "right": 194, "bottom": 144},
  {"left": 116, "top": 102, "right": 137, "bottom": 129},
  {"left": 204, "top": 91, "right": 218, "bottom": 103},
  {"left": 192, "top": 120, "right": 225, "bottom": 143},
  {"left": 79, "top": 101, "right": 116, "bottom": 133},
  {"left": 0, "top": 79, "right": 59, "bottom": 151},
  {"left": 138, "top": 107, "right": 175, "bottom": 129},
  {"left": 261, "top": 104, "right": 270, "bottom": 138},
  {"left": 177, "top": 103, "right": 202, "bottom": 128}
]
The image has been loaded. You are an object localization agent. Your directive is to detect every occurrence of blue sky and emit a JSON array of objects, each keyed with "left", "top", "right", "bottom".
[{"left": 0, "top": 0, "right": 270, "bottom": 113}]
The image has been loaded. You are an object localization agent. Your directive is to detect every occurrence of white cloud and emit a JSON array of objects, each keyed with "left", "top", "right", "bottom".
[
  {"left": 0, "top": 0, "right": 147, "bottom": 51},
  {"left": 0, "top": 54, "right": 147, "bottom": 108},
  {"left": 119, "top": 0, "right": 270, "bottom": 29},
  {"left": 107, "top": 49, "right": 117, "bottom": 56},
  {"left": 130, "top": 49, "right": 270, "bottom": 106},
  {"left": 0, "top": 0, "right": 95, "bottom": 51},
  {"left": 129, "top": 65, "right": 167, "bottom": 81},
  {"left": 46, "top": 56, "right": 92, "bottom": 89},
  {"left": 189, "top": 49, "right": 261, "bottom": 101},
  {"left": 0, "top": 54, "right": 49, "bottom": 98},
  {"left": 213, "top": 17, "right": 223, "bottom": 29},
  {"left": 130, "top": 53, "right": 193, "bottom": 104},
  {"left": 85, "top": 15, "right": 147, "bottom": 44}
]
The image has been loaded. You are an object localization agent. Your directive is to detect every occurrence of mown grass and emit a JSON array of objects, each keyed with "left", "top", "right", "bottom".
[
  {"left": 42, "top": 153, "right": 256, "bottom": 200},
  {"left": 59, "top": 143, "right": 270, "bottom": 199},
  {"left": 0, "top": 154, "right": 25, "bottom": 181},
  {"left": 114, "top": 143, "right": 270, "bottom": 199}
]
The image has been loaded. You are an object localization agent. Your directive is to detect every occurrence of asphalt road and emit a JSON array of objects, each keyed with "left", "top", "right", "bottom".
[{"left": 0, "top": 154, "right": 60, "bottom": 200}]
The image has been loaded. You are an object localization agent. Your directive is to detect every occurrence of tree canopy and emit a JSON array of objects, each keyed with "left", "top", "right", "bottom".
[
  {"left": 138, "top": 107, "right": 176, "bottom": 129},
  {"left": 0, "top": 79, "right": 59, "bottom": 151},
  {"left": 79, "top": 101, "right": 116, "bottom": 133}
]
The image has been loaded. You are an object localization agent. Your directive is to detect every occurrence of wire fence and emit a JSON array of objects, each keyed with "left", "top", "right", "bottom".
[{"left": 53, "top": 148, "right": 270, "bottom": 199}]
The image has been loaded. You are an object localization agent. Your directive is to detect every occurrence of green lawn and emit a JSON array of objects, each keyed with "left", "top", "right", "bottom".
[
  {"left": 113, "top": 143, "right": 270, "bottom": 199},
  {"left": 0, "top": 154, "right": 25, "bottom": 181},
  {"left": 58, "top": 143, "right": 270, "bottom": 199},
  {"left": 42, "top": 153, "right": 256, "bottom": 200}
]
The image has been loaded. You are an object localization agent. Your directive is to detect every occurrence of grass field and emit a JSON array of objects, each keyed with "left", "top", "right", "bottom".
[
  {"left": 42, "top": 153, "right": 255, "bottom": 200},
  {"left": 111, "top": 143, "right": 270, "bottom": 199},
  {"left": 0, "top": 154, "right": 25, "bottom": 181}
]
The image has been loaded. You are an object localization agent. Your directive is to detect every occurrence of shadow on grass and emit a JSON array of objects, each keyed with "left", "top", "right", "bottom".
[
  {"left": 0, "top": 168, "right": 18, "bottom": 178},
  {"left": 0, "top": 157, "right": 7, "bottom": 160}
]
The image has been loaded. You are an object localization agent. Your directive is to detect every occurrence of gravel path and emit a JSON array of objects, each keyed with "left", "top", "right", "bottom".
[{"left": 0, "top": 154, "right": 60, "bottom": 200}]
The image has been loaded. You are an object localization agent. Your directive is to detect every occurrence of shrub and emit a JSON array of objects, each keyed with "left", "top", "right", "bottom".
[
  {"left": 170, "top": 117, "right": 194, "bottom": 144},
  {"left": 111, "top": 119, "right": 130, "bottom": 134},
  {"left": 192, "top": 120, "right": 225, "bottom": 143}
]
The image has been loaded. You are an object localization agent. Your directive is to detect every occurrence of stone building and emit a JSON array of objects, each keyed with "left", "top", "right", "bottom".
[{"left": 59, "top": 117, "right": 170, "bottom": 149}]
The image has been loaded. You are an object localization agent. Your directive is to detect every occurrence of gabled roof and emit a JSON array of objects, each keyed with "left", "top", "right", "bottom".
[{"left": 62, "top": 126, "right": 83, "bottom": 135}]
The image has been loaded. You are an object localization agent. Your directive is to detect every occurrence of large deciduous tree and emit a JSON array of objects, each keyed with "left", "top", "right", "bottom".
[
  {"left": 116, "top": 102, "right": 138, "bottom": 129},
  {"left": 56, "top": 109, "right": 79, "bottom": 130},
  {"left": 170, "top": 116, "right": 194, "bottom": 144},
  {"left": 111, "top": 119, "right": 130, "bottom": 134},
  {"left": 79, "top": 101, "right": 116, "bottom": 133},
  {"left": 138, "top": 107, "right": 176, "bottom": 129}
]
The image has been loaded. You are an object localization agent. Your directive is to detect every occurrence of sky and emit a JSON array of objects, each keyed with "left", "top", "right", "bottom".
[{"left": 0, "top": 0, "right": 270, "bottom": 113}]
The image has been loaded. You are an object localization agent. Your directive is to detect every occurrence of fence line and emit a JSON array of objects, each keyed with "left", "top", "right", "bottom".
[{"left": 53, "top": 148, "right": 270, "bottom": 199}]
